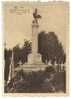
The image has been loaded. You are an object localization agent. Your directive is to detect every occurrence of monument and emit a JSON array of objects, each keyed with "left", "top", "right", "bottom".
[
  {"left": 28, "top": 8, "right": 42, "bottom": 64},
  {"left": 15, "top": 8, "right": 47, "bottom": 72}
]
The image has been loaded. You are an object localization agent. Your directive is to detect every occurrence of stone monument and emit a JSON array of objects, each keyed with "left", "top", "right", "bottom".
[
  {"left": 15, "top": 8, "right": 47, "bottom": 72},
  {"left": 28, "top": 8, "right": 42, "bottom": 64}
]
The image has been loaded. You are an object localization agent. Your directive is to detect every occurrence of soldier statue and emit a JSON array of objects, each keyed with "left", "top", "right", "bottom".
[{"left": 33, "top": 8, "right": 42, "bottom": 23}]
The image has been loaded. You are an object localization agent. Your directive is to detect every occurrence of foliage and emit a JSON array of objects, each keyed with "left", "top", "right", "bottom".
[{"left": 38, "top": 31, "right": 66, "bottom": 64}]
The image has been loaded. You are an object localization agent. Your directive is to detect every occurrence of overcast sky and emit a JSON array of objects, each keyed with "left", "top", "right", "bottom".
[{"left": 3, "top": 1, "right": 69, "bottom": 53}]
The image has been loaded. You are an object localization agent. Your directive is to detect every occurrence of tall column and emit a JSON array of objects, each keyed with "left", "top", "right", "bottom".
[
  {"left": 28, "top": 20, "right": 42, "bottom": 64},
  {"left": 32, "top": 21, "right": 39, "bottom": 59}
]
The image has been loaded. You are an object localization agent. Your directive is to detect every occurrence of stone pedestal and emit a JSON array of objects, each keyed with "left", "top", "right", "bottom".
[
  {"left": 28, "top": 53, "right": 42, "bottom": 64},
  {"left": 15, "top": 64, "right": 48, "bottom": 72}
]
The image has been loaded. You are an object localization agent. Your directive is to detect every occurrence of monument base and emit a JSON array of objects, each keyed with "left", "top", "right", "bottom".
[
  {"left": 15, "top": 53, "right": 48, "bottom": 72},
  {"left": 15, "top": 64, "right": 48, "bottom": 72},
  {"left": 27, "top": 53, "right": 43, "bottom": 64}
]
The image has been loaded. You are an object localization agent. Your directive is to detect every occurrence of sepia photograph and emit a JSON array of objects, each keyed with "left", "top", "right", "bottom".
[{"left": 3, "top": 1, "right": 69, "bottom": 95}]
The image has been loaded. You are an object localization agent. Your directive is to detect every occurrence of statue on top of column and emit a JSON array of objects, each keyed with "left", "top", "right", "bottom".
[{"left": 33, "top": 8, "right": 42, "bottom": 23}]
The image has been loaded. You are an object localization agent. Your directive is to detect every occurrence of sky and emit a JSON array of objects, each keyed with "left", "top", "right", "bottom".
[{"left": 3, "top": 1, "right": 69, "bottom": 53}]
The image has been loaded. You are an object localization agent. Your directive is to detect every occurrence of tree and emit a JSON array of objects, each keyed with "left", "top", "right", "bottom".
[
  {"left": 38, "top": 31, "right": 48, "bottom": 63},
  {"left": 4, "top": 40, "right": 32, "bottom": 83},
  {"left": 38, "top": 31, "right": 66, "bottom": 65},
  {"left": 13, "top": 40, "right": 32, "bottom": 67},
  {"left": 56, "top": 42, "right": 66, "bottom": 64},
  {"left": 4, "top": 48, "right": 12, "bottom": 82}
]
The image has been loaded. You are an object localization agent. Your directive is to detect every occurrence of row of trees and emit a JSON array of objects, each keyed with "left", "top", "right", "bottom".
[{"left": 4, "top": 41, "right": 31, "bottom": 81}]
